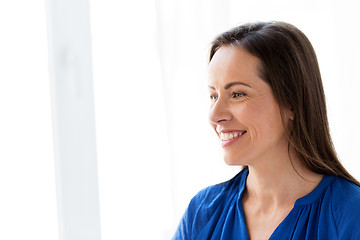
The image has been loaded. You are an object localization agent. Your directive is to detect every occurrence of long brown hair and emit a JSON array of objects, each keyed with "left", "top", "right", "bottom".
[{"left": 209, "top": 21, "right": 360, "bottom": 186}]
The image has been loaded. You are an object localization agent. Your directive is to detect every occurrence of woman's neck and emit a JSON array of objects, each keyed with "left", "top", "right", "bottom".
[{"left": 244, "top": 150, "right": 323, "bottom": 208}]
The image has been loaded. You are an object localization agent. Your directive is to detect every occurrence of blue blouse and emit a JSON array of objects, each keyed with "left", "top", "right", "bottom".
[{"left": 173, "top": 168, "right": 360, "bottom": 239}]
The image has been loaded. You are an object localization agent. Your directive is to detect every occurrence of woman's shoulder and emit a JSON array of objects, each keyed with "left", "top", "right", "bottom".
[
  {"left": 172, "top": 168, "right": 248, "bottom": 239},
  {"left": 329, "top": 176, "right": 360, "bottom": 208},
  {"left": 327, "top": 176, "right": 360, "bottom": 238}
]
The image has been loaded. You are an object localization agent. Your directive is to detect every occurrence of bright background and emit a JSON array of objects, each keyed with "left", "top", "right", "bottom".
[{"left": 0, "top": 0, "right": 359, "bottom": 239}]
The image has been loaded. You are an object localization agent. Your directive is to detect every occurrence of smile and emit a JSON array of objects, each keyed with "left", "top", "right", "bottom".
[{"left": 220, "top": 131, "right": 246, "bottom": 141}]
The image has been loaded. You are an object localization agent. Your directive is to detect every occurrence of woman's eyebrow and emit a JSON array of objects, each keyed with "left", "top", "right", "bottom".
[
  {"left": 224, "top": 81, "right": 251, "bottom": 89},
  {"left": 208, "top": 81, "right": 251, "bottom": 90}
]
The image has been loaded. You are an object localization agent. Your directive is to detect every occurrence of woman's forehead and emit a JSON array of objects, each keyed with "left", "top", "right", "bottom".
[{"left": 208, "top": 46, "right": 262, "bottom": 88}]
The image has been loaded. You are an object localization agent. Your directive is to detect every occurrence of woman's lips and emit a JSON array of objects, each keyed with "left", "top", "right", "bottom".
[{"left": 219, "top": 130, "right": 247, "bottom": 147}]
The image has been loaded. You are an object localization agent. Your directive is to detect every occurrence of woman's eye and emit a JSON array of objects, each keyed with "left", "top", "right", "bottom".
[
  {"left": 210, "top": 95, "right": 218, "bottom": 102},
  {"left": 232, "top": 92, "right": 246, "bottom": 98}
]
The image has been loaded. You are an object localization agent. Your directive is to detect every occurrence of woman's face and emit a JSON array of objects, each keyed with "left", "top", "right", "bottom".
[{"left": 208, "top": 46, "right": 292, "bottom": 166}]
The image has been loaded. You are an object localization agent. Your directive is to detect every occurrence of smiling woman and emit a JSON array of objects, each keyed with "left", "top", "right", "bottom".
[
  {"left": 208, "top": 46, "right": 292, "bottom": 167},
  {"left": 172, "top": 21, "right": 360, "bottom": 240}
]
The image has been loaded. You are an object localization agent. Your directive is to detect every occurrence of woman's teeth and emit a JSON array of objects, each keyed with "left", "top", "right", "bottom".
[{"left": 220, "top": 131, "right": 245, "bottom": 141}]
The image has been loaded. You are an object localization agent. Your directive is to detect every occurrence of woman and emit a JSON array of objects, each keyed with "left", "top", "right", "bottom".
[{"left": 173, "top": 22, "right": 360, "bottom": 239}]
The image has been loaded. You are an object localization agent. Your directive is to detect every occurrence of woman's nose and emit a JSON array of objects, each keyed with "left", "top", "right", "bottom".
[{"left": 209, "top": 98, "right": 232, "bottom": 125}]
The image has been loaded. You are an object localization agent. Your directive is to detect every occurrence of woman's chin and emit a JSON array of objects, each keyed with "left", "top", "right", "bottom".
[{"left": 223, "top": 157, "right": 243, "bottom": 166}]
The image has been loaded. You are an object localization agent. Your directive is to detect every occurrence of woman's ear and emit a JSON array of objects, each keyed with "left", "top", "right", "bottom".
[
  {"left": 284, "top": 107, "right": 294, "bottom": 121},
  {"left": 288, "top": 108, "right": 294, "bottom": 121}
]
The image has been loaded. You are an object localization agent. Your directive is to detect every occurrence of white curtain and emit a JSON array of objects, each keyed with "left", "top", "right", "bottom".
[{"left": 0, "top": 1, "right": 58, "bottom": 239}]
